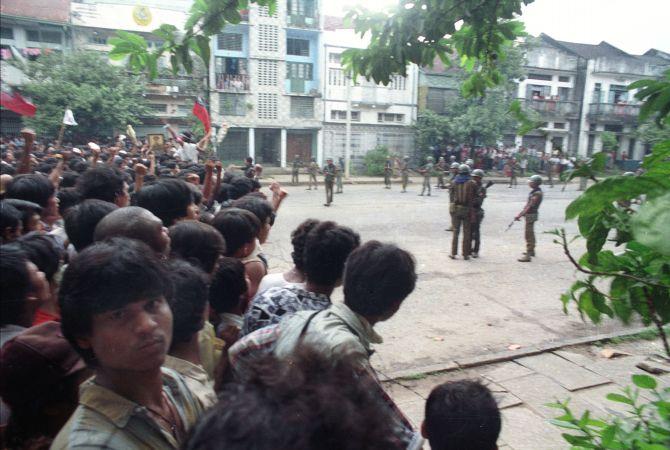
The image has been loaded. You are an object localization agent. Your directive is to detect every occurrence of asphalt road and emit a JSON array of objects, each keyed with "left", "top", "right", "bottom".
[{"left": 261, "top": 179, "right": 631, "bottom": 373}]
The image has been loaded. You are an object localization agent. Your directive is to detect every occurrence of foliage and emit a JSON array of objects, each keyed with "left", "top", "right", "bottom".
[
  {"left": 363, "top": 145, "right": 390, "bottom": 176},
  {"left": 636, "top": 121, "right": 670, "bottom": 147},
  {"left": 629, "top": 69, "right": 670, "bottom": 127},
  {"left": 414, "top": 111, "right": 450, "bottom": 160},
  {"left": 341, "top": 0, "right": 531, "bottom": 97},
  {"left": 22, "top": 52, "right": 150, "bottom": 140},
  {"left": 549, "top": 374, "right": 670, "bottom": 449},
  {"left": 109, "top": 0, "right": 276, "bottom": 79},
  {"left": 601, "top": 131, "right": 619, "bottom": 152}
]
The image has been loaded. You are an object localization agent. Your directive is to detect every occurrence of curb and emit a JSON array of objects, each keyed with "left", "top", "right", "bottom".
[{"left": 378, "top": 326, "right": 655, "bottom": 381}]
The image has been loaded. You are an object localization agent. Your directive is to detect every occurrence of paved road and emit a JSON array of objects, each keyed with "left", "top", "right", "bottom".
[{"left": 261, "top": 180, "right": 632, "bottom": 374}]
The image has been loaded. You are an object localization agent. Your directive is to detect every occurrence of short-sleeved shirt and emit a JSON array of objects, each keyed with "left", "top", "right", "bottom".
[{"left": 175, "top": 143, "right": 199, "bottom": 163}]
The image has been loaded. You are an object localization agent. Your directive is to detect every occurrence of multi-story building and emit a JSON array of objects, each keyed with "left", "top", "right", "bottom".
[
  {"left": 211, "top": 0, "right": 323, "bottom": 166},
  {"left": 321, "top": 20, "right": 418, "bottom": 168}
]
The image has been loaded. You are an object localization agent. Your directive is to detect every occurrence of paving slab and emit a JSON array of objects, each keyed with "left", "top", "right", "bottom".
[
  {"left": 480, "top": 361, "right": 535, "bottom": 383},
  {"left": 499, "top": 406, "right": 566, "bottom": 450},
  {"left": 495, "top": 391, "right": 523, "bottom": 409},
  {"left": 575, "top": 384, "right": 635, "bottom": 417},
  {"left": 553, "top": 349, "right": 595, "bottom": 367},
  {"left": 515, "top": 352, "right": 610, "bottom": 391},
  {"left": 584, "top": 355, "right": 650, "bottom": 387}
]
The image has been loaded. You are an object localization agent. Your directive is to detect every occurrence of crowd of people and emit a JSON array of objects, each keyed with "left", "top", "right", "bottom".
[{"left": 0, "top": 129, "right": 503, "bottom": 450}]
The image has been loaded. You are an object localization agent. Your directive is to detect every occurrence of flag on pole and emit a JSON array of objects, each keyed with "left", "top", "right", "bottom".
[
  {"left": 63, "top": 109, "right": 78, "bottom": 126},
  {"left": 192, "top": 97, "right": 211, "bottom": 133},
  {"left": 0, "top": 89, "right": 36, "bottom": 117}
]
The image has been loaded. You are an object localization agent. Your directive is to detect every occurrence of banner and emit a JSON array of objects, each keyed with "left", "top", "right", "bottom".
[{"left": 0, "top": 90, "right": 36, "bottom": 117}]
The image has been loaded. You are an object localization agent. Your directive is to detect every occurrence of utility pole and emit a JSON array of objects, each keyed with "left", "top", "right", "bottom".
[{"left": 345, "top": 74, "right": 352, "bottom": 179}]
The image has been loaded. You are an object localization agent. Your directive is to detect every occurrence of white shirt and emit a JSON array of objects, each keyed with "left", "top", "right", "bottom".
[{"left": 176, "top": 142, "right": 199, "bottom": 163}]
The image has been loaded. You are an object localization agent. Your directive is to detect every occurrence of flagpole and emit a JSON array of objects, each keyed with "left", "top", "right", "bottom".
[{"left": 55, "top": 122, "right": 67, "bottom": 149}]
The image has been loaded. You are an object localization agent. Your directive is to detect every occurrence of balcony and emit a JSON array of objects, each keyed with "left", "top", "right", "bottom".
[
  {"left": 524, "top": 98, "right": 579, "bottom": 118},
  {"left": 215, "top": 73, "right": 250, "bottom": 92},
  {"left": 588, "top": 103, "right": 640, "bottom": 124},
  {"left": 286, "top": 14, "right": 319, "bottom": 29}
]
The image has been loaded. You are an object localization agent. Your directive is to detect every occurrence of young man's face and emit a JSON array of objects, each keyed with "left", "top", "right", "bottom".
[
  {"left": 115, "top": 182, "right": 130, "bottom": 208},
  {"left": 83, "top": 297, "right": 173, "bottom": 372}
]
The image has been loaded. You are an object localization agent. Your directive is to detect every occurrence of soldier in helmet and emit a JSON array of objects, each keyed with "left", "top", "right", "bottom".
[
  {"left": 465, "top": 158, "right": 474, "bottom": 168},
  {"left": 336, "top": 156, "right": 345, "bottom": 193},
  {"left": 515, "top": 174, "right": 543, "bottom": 262},
  {"left": 445, "top": 162, "right": 461, "bottom": 232},
  {"left": 323, "top": 157, "right": 337, "bottom": 207},
  {"left": 449, "top": 164, "right": 477, "bottom": 260},
  {"left": 307, "top": 158, "right": 319, "bottom": 190},
  {"left": 291, "top": 154, "right": 303, "bottom": 185},
  {"left": 470, "top": 169, "right": 488, "bottom": 258},
  {"left": 383, "top": 157, "right": 393, "bottom": 189},
  {"left": 436, "top": 157, "right": 447, "bottom": 188},
  {"left": 399, "top": 155, "right": 411, "bottom": 193},
  {"left": 419, "top": 156, "right": 434, "bottom": 196}
]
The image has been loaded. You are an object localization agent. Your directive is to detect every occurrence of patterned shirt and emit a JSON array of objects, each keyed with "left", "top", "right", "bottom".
[{"left": 241, "top": 285, "right": 331, "bottom": 336}]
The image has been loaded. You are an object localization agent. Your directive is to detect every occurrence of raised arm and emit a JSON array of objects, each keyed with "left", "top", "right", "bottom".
[
  {"left": 17, "top": 128, "right": 36, "bottom": 174},
  {"left": 202, "top": 160, "right": 215, "bottom": 203},
  {"left": 197, "top": 129, "right": 213, "bottom": 152}
]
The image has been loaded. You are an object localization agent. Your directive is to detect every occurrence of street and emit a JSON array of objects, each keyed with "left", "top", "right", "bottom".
[{"left": 262, "top": 179, "right": 632, "bottom": 374}]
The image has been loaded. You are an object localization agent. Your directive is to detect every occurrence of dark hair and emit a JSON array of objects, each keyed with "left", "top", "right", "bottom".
[
  {"left": 232, "top": 195, "right": 274, "bottom": 226},
  {"left": 209, "top": 257, "right": 247, "bottom": 314},
  {"left": 57, "top": 187, "right": 82, "bottom": 216},
  {"left": 60, "top": 171, "right": 80, "bottom": 188},
  {"left": 302, "top": 222, "right": 360, "bottom": 286},
  {"left": 343, "top": 241, "right": 416, "bottom": 318},
  {"left": 6, "top": 173, "right": 55, "bottom": 208},
  {"left": 169, "top": 221, "right": 226, "bottom": 274},
  {"left": 93, "top": 206, "right": 167, "bottom": 255},
  {"left": 425, "top": 380, "right": 501, "bottom": 450},
  {"left": 290, "top": 219, "right": 320, "bottom": 272},
  {"left": 0, "top": 245, "right": 31, "bottom": 326},
  {"left": 136, "top": 178, "right": 194, "bottom": 226},
  {"left": 215, "top": 183, "right": 231, "bottom": 203},
  {"left": 59, "top": 238, "right": 173, "bottom": 364},
  {"left": 76, "top": 166, "right": 126, "bottom": 204},
  {"left": 1, "top": 201, "right": 22, "bottom": 241},
  {"left": 165, "top": 259, "right": 209, "bottom": 349},
  {"left": 183, "top": 349, "right": 404, "bottom": 450},
  {"left": 64, "top": 199, "right": 118, "bottom": 252},
  {"left": 212, "top": 208, "right": 260, "bottom": 256},
  {"left": 228, "top": 176, "right": 253, "bottom": 200},
  {"left": 16, "top": 233, "right": 62, "bottom": 282}
]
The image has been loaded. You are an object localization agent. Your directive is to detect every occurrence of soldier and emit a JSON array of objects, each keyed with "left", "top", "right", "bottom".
[
  {"left": 508, "top": 158, "right": 518, "bottom": 188},
  {"left": 445, "top": 162, "right": 460, "bottom": 232},
  {"left": 436, "top": 157, "right": 446, "bottom": 188},
  {"left": 307, "top": 157, "right": 318, "bottom": 190},
  {"left": 399, "top": 155, "right": 410, "bottom": 193},
  {"left": 465, "top": 158, "right": 474, "bottom": 169},
  {"left": 470, "top": 169, "right": 488, "bottom": 258},
  {"left": 515, "top": 174, "right": 543, "bottom": 262},
  {"left": 323, "top": 157, "right": 337, "bottom": 207},
  {"left": 291, "top": 154, "right": 302, "bottom": 185},
  {"left": 336, "top": 156, "right": 344, "bottom": 193},
  {"left": 418, "top": 156, "right": 434, "bottom": 196},
  {"left": 449, "top": 164, "right": 477, "bottom": 260},
  {"left": 383, "top": 157, "right": 393, "bottom": 189}
]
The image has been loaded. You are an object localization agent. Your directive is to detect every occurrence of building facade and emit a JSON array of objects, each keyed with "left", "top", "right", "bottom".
[{"left": 211, "top": 0, "right": 323, "bottom": 166}]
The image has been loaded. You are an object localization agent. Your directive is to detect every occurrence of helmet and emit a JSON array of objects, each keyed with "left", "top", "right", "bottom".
[
  {"left": 623, "top": 172, "right": 635, "bottom": 177},
  {"left": 458, "top": 164, "right": 470, "bottom": 174},
  {"left": 529, "top": 175, "right": 542, "bottom": 185},
  {"left": 438, "top": 156, "right": 445, "bottom": 161},
  {"left": 450, "top": 162, "right": 460, "bottom": 169},
  {"left": 465, "top": 159, "right": 474, "bottom": 166},
  {"left": 403, "top": 155, "right": 410, "bottom": 160},
  {"left": 472, "top": 169, "right": 484, "bottom": 178},
  {"left": 427, "top": 156, "right": 434, "bottom": 162}
]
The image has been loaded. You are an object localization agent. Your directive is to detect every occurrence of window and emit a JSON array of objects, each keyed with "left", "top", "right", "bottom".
[
  {"left": 329, "top": 53, "right": 341, "bottom": 64},
  {"left": 331, "top": 110, "right": 360, "bottom": 121},
  {"left": 287, "top": 62, "right": 313, "bottom": 80},
  {"left": 215, "top": 57, "right": 248, "bottom": 75},
  {"left": 328, "top": 68, "right": 346, "bottom": 86},
  {"left": 554, "top": 122, "right": 566, "bottom": 129},
  {"left": 26, "top": 30, "right": 40, "bottom": 42},
  {"left": 26, "top": 29, "right": 62, "bottom": 44},
  {"left": 608, "top": 84, "right": 628, "bottom": 103},
  {"left": 389, "top": 75, "right": 406, "bottom": 90},
  {"left": 218, "top": 33, "right": 243, "bottom": 51},
  {"left": 258, "top": 60, "right": 278, "bottom": 86},
  {"left": 257, "top": 93, "right": 278, "bottom": 119},
  {"left": 287, "top": 0, "right": 316, "bottom": 17},
  {"left": 558, "top": 76, "right": 570, "bottom": 83},
  {"left": 147, "top": 103, "right": 168, "bottom": 113},
  {"left": 527, "top": 73, "right": 552, "bottom": 81},
  {"left": 89, "top": 34, "right": 107, "bottom": 45},
  {"left": 0, "top": 27, "right": 14, "bottom": 40},
  {"left": 377, "top": 113, "right": 405, "bottom": 123},
  {"left": 258, "top": 5, "right": 277, "bottom": 17},
  {"left": 558, "top": 87, "right": 570, "bottom": 101},
  {"left": 287, "top": 38, "right": 309, "bottom": 56},
  {"left": 290, "top": 97, "right": 314, "bottom": 118},
  {"left": 258, "top": 25, "right": 279, "bottom": 52},
  {"left": 219, "top": 93, "right": 247, "bottom": 116}
]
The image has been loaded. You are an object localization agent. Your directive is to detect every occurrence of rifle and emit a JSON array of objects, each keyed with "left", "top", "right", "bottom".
[{"left": 505, "top": 220, "right": 515, "bottom": 232}]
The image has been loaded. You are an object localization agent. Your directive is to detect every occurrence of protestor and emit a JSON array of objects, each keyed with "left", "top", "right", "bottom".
[
  {"left": 209, "top": 257, "right": 249, "bottom": 345},
  {"left": 76, "top": 166, "right": 130, "bottom": 207},
  {"left": 5, "top": 173, "right": 59, "bottom": 230},
  {"left": 63, "top": 199, "right": 118, "bottom": 253},
  {"left": 94, "top": 206, "right": 171, "bottom": 257},
  {"left": 0, "top": 201, "right": 23, "bottom": 243},
  {"left": 54, "top": 238, "right": 203, "bottom": 449},
  {"left": 136, "top": 178, "right": 198, "bottom": 226},
  {"left": 168, "top": 221, "right": 226, "bottom": 276}
]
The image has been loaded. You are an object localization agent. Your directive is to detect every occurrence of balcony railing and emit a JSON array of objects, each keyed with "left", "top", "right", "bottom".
[
  {"left": 524, "top": 98, "right": 579, "bottom": 118},
  {"left": 215, "top": 73, "right": 250, "bottom": 91},
  {"left": 286, "top": 13, "right": 319, "bottom": 29},
  {"left": 588, "top": 103, "right": 640, "bottom": 124}
]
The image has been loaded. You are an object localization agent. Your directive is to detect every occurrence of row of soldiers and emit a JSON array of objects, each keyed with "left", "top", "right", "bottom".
[{"left": 291, "top": 155, "right": 343, "bottom": 206}]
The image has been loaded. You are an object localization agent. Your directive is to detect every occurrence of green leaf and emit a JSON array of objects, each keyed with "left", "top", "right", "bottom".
[
  {"left": 606, "top": 393, "right": 634, "bottom": 405},
  {"left": 579, "top": 290, "right": 602, "bottom": 323},
  {"left": 632, "top": 374, "right": 658, "bottom": 390},
  {"left": 630, "top": 192, "right": 670, "bottom": 256}
]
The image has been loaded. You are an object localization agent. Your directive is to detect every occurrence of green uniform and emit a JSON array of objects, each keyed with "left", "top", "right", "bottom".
[
  {"left": 450, "top": 177, "right": 477, "bottom": 258},
  {"left": 522, "top": 187, "right": 543, "bottom": 255},
  {"left": 470, "top": 181, "right": 488, "bottom": 255},
  {"left": 291, "top": 157, "right": 302, "bottom": 185},
  {"left": 336, "top": 158, "right": 344, "bottom": 193},
  {"left": 419, "top": 162, "right": 433, "bottom": 196},
  {"left": 384, "top": 160, "right": 392, "bottom": 189},
  {"left": 436, "top": 161, "right": 446, "bottom": 188},
  {"left": 323, "top": 162, "right": 336, "bottom": 206},
  {"left": 307, "top": 161, "right": 318, "bottom": 190},
  {"left": 399, "top": 159, "right": 410, "bottom": 192},
  {"left": 509, "top": 160, "right": 518, "bottom": 187}
]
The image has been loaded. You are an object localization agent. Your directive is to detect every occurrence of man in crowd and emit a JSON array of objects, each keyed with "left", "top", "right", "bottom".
[{"left": 515, "top": 175, "right": 544, "bottom": 262}]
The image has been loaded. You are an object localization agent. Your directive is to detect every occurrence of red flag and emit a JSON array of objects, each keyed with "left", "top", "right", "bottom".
[
  {"left": 192, "top": 97, "right": 211, "bottom": 133},
  {"left": 1, "top": 90, "right": 36, "bottom": 117}
]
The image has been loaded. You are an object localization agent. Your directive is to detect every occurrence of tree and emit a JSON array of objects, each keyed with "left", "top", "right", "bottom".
[
  {"left": 363, "top": 145, "right": 391, "bottom": 176},
  {"left": 600, "top": 131, "right": 619, "bottom": 153},
  {"left": 636, "top": 120, "right": 670, "bottom": 148},
  {"left": 22, "top": 52, "right": 150, "bottom": 141}
]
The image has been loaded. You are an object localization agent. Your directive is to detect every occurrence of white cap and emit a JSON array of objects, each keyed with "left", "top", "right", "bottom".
[
  {"left": 87, "top": 142, "right": 100, "bottom": 151},
  {"left": 72, "top": 148, "right": 82, "bottom": 155}
]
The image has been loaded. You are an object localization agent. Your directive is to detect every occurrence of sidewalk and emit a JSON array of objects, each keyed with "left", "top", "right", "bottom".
[{"left": 384, "top": 332, "right": 669, "bottom": 449}]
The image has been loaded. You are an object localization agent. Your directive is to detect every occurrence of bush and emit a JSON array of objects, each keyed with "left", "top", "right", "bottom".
[{"left": 363, "top": 145, "right": 391, "bottom": 176}]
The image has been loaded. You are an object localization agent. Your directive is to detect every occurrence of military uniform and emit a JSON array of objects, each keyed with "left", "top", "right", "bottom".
[
  {"left": 419, "top": 158, "right": 434, "bottom": 196},
  {"left": 383, "top": 159, "right": 392, "bottom": 189},
  {"left": 436, "top": 158, "right": 446, "bottom": 188},
  {"left": 470, "top": 171, "right": 488, "bottom": 257},
  {"left": 323, "top": 160, "right": 336, "bottom": 206},
  {"left": 336, "top": 157, "right": 344, "bottom": 193},
  {"left": 508, "top": 160, "right": 518, "bottom": 187},
  {"left": 445, "top": 163, "right": 459, "bottom": 232},
  {"left": 450, "top": 166, "right": 477, "bottom": 259},
  {"left": 307, "top": 160, "right": 318, "bottom": 190},
  {"left": 516, "top": 176, "right": 543, "bottom": 262},
  {"left": 291, "top": 156, "right": 302, "bottom": 185},
  {"left": 399, "top": 157, "right": 410, "bottom": 192}
]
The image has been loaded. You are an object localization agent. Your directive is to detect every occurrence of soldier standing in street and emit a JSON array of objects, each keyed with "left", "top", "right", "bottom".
[
  {"left": 307, "top": 158, "right": 318, "bottom": 190},
  {"left": 419, "top": 156, "right": 434, "bottom": 196},
  {"left": 515, "top": 174, "right": 543, "bottom": 262},
  {"left": 449, "top": 164, "right": 477, "bottom": 260},
  {"left": 291, "top": 154, "right": 302, "bottom": 185},
  {"left": 470, "top": 169, "right": 488, "bottom": 258},
  {"left": 445, "top": 162, "right": 460, "bottom": 231},
  {"left": 399, "top": 156, "right": 410, "bottom": 193},
  {"left": 383, "top": 157, "right": 393, "bottom": 189},
  {"left": 436, "top": 157, "right": 447, "bottom": 188},
  {"left": 336, "top": 156, "right": 344, "bottom": 193},
  {"left": 508, "top": 157, "right": 518, "bottom": 188},
  {"left": 323, "top": 157, "right": 337, "bottom": 207}
]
